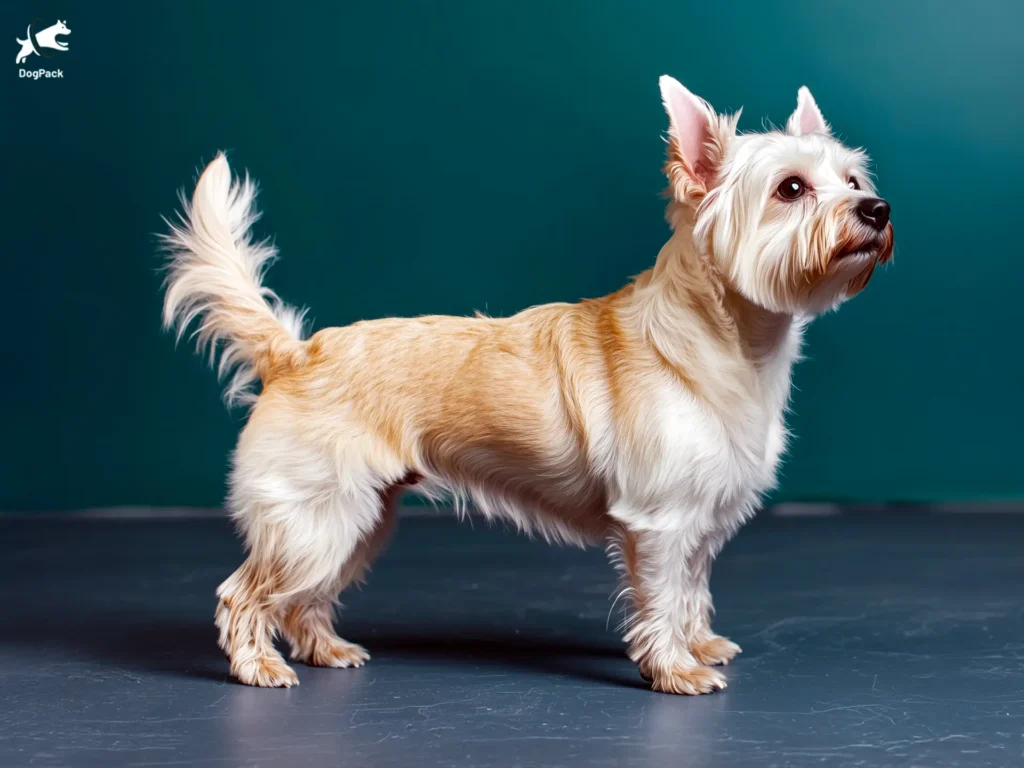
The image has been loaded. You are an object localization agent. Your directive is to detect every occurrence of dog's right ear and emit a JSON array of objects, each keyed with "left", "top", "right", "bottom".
[{"left": 659, "top": 76, "right": 737, "bottom": 204}]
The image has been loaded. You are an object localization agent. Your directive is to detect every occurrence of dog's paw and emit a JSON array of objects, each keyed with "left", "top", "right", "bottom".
[
  {"left": 232, "top": 654, "right": 300, "bottom": 688},
  {"left": 648, "top": 664, "right": 727, "bottom": 695},
  {"left": 690, "top": 635, "right": 742, "bottom": 666},
  {"left": 297, "top": 638, "right": 371, "bottom": 669}
]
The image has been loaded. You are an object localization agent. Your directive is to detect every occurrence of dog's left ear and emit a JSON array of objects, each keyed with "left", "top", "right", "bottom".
[
  {"left": 660, "top": 75, "right": 738, "bottom": 204},
  {"left": 787, "top": 86, "right": 829, "bottom": 136}
]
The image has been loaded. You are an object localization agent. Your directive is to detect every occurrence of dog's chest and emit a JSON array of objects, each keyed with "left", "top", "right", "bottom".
[
  {"left": 654, "top": 388, "right": 781, "bottom": 498},
  {"left": 622, "top": 342, "right": 798, "bottom": 517}
]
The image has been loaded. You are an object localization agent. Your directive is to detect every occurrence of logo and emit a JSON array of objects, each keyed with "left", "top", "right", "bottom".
[{"left": 16, "top": 18, "right": 70, "bottom": 79}]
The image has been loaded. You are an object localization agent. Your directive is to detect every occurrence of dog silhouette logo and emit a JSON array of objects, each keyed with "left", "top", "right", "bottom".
[{"left": 15, "top": 19, "right": 70, "bottom": 65}]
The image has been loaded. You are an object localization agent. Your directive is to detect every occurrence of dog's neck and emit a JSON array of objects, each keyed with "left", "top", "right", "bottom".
[
  {"left": 650, "top": 215, "right": 797, "bottom": 368},
  {"left": 721, "top": 286, "right": 795, "bottom": 367}
]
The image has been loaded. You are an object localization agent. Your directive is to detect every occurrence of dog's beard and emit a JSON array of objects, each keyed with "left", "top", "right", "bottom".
[{"left": 705, "top": 203, "right": 889, "bottom": 316}]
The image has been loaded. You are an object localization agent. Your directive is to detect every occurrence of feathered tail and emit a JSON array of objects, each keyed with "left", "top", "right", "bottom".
[{"left": 161, "top": 153, "right": 307, "bottom": 405}]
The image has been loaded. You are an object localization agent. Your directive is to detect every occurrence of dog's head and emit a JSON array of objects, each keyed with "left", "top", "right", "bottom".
[
  {"left": 51, "top": 20, "right": 71, "bottom": 37},
  {"left": 660, "top": 76, "right": 893, "bottom": 316}
]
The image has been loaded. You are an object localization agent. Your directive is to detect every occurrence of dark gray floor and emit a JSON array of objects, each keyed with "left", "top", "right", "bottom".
[{"left": 2, "top": 512, "right": 1023, "bottom": 767}]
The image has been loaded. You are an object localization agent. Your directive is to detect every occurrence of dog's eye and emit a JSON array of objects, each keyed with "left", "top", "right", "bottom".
[
  {"left": 776, "top": 176, "right": 806, "bottom": 201},
  {"left": 848, "top": 177, "right": 861, "bottom": 190}
]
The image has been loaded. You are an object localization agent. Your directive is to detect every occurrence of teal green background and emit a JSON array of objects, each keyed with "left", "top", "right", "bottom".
[{"left": 2, "top": 1, "right": 1022, "bottom": 511}]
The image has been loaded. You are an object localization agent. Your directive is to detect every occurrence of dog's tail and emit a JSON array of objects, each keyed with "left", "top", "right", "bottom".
[{"left": 161, "top": 153, "right": 308, "bottom": 405}]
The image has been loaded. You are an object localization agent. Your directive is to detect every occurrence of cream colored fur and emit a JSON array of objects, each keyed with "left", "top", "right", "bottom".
[{"left": 161, "top": 76, "right": 893, "bottom": 694}]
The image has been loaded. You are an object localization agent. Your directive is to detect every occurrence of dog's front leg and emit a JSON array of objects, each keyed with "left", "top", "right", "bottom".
[
  {"left": 682, "top": 532, "right": 742, "bottom": 667},
  {"left": 614, "top": 524, "right": 728, "bottom": 694}
]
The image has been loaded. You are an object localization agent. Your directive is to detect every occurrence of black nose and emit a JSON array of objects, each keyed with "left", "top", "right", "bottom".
[{"left": 856, "top": 197, "right": 890, "bottom": 231}]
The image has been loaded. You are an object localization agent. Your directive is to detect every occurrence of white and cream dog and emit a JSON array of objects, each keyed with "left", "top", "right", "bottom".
[{"left": 162, "top": 76, "right": 893, "bottom": 694}]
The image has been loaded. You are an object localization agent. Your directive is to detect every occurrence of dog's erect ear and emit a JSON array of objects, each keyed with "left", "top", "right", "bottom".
[
  {"left": 787, "top": 86, "right": 829, "bottom": 136},
  {"left": 659, "top": 75, "right": 736, "bottom": 203}
]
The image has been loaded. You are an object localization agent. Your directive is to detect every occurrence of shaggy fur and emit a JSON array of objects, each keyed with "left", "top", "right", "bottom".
[{"left": 161, "top": 76, "right": 893, "bottom": 694}]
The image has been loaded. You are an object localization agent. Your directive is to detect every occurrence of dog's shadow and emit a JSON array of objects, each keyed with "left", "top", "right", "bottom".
[
  {"left": 0, "top": 608, "right": 648, "bottom": 691},
  {"left": 355, "top": 624, "right": 649, "bottom": 690}
]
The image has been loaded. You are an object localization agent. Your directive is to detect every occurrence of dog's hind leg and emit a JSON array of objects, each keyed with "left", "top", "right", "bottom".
[
  {"left": 280, "top": 484, "right": 402, "bottom": 669},
  {"left": 215, "top": 550, "right": 302, "bottom": 688},
  {"left": 215, "top": 489, "right": 385, "bottom": 686},
  {"left": 214, "top": 426, "right": 389, "bottom": 687}
]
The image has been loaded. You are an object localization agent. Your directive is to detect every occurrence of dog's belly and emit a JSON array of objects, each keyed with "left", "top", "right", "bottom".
[{"left": 415, "top": 403, "right": 612, "bottom": 543}]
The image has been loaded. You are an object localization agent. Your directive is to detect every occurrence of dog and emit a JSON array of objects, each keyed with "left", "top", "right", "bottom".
[
  {"left": 15, "top": 20, "right": 70, "bottom": 65},
  {"left": 161, "top": 76, "right": 892, "bottom": 694}
]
